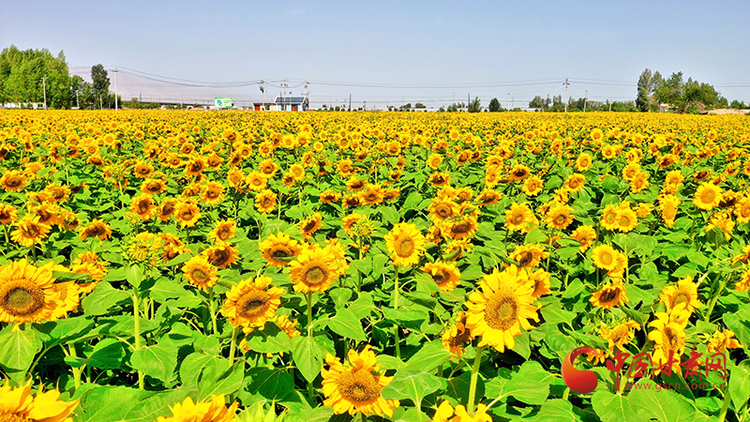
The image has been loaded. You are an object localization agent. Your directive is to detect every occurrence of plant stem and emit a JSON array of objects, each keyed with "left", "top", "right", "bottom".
[
  {"left": 467, "top": 345, "right": 485, "bottom": 414},
  {"left": 132, "top": 291, "right": 144, "bottom": 389},
  {"left": 228, "top": 326, "right": 239, "bottom": 365},
  {"left": 208, "top": 288, "right": 218, "bottom": 335},
  {"left": 306, "top": 291, "right": 313, "bottom": 336},
  {"left": 718, "top": 387, "right": 731, "bottom": 422},
  {"left": 393, "top": 267, "right": 401, "bottom": 359},
  {"left": 705, "top": 273, "right": 731, "bottom": 323},
  {"left": 68, "top": 344, "right": 83, "bottom": 389}
]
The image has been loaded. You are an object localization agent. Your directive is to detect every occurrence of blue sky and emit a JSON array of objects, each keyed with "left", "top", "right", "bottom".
[{"left": 2, "top": 0, "right": 749, "bottom": 109}]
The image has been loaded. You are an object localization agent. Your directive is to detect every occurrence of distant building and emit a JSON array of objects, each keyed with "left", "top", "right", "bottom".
[{"left": 254, "top": 96, "right": 309, "bottom": 111}]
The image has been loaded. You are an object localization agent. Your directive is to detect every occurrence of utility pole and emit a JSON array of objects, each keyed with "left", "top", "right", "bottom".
[
  {"left": 349, "top": 94, "right": 351, "bottom": 111},
  {"left": 114, "top": 68, "right": 119, "bottom": 110},
  {"left": 507, "top": 93, "right": 510, "bottom": 110},
  {"left": 468, "top": 93, "right": 470, "bottom": 111},
  {"left": 584, "top": 90, "right": 588, "bottom": 112},
  {"left": 259, "top": 80, "right": 265, "bottom": 110},
  {"left": 75, "top": 88, "right": 80, "bottom": 109},
  {"left": 42, "top": 77, "right": 47, "bottom": 109},
  {"left": 563, "top": 78, "right": 570, "bottom": 112},
  {"left": 609, "top": 91, "right": 613, "bottom": 112}
]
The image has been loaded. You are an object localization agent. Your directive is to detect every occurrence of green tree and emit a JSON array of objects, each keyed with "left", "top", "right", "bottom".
[
  {"left": 91, "top": 64, "right": 110, "bottom": 109},
  {"left": 0, "top": 45, "right": 71, "bottom": 108},
  {"left": 468, "top": 97, "right": 481, "bottom": 113},
  {"left": 528, "top": 95, "right": 550, "bottom": 110},
  {"left": 488, "top": 98, "right": 501, "bottom": 112},
  {"left": 636, "top": 68, "right": 660, "bottom": 112}
]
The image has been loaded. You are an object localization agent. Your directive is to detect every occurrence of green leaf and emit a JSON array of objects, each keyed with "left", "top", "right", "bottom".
[
  {"left": 125, "top": 263, "right": 145, "bottom": 288},
  {"left": 292, "top": 335, "right": 328, "bottom": 383},
  {"left": 446, "top": 371, "right": 484, "bottom": 404},
  {"left": 179, "top": 353, "right": 229, "bottom": 386},
  {"left": 381, "top": 371, "right": 444, "bottom": 405},
  {"left": 591, "top": 390, "right": 632, "bottom": 422},
  {"left": 72, "top": 384, "right": 193, "bottom": 422},
  {"left": 381, "top": 206, "right": 400, "bottom": 225},
  {"left": 405, "top": 340, "right": 453, "bottom": 372},
  {"left": 158, "top": 252, "right": 193, "bottom": 267},
  {"left": 37, "top": 315, "right": 94, "bottom": 348},
  {"left": 82, "top": 282, "right": 131, "bottom": 316},
  {"left": 729, "top": 360, "right": 750, "bottom": 412},
  {"left": 329, "top": 287, "right": 353, "bottom": 309},
  {"left": 484, "top": 360, "right": 554, "bottom": 405},
  {"left": 528, "top": 399, "right": 584, "bottom": 422},
  {"left": 0, "top": 323, "right": 42, "bottom": 371},
  {"left": 244, "top": 321, "right": 293, "bottom": 353},
  {"left": 724, "top": 310, "right": 750, "bottom": 350},
  {"left": 541, "top": 301, "right": 576, "bottom": 328},
  {"left": 246, "top": 367, "right": 295, "bottom": 401},
  {"left": 197, "top": 361, "right": 244, "bottom": 400},
  {"left": 328, "top": 307, "right": 367, "bottom": 341},
  {"left": 628, "top": 379, "right": 696, "bottom": 422},
  {"left": 130, "top": 342, "right": 178, "bottom": 384},
  {"left": 383, "top": 307, "right": 429, "bottom": 331},
  {"left": 86, "top": 338, "right": 125, "bottom": 369}
]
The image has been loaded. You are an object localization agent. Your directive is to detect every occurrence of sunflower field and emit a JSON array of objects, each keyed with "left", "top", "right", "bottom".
[{"left": 0, "top": 110, "right": 749, "bottom": 422}]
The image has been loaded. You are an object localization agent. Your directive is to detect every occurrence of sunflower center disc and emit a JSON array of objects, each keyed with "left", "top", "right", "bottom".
[
  {"left": 511, "top": 214, "right": 524, "bottom": 225},
  {"left": 702, "top": 191, "right": 715, "bottom": 204},
  {"left": 338, "top": 368, "right": 381, "bottom": 403},
  {"left": 271, "top": 248, "right": 292, "bottom": 258},
  {"left": 673, "top": 293, "right": 690, "bottom": 307},
  {"left": 432, "top": 270, "right": 449, "bottom": 285},
  {"left": 305, "top": 266, "right": 327, "bottom": 285},
  {"left": 192, "top": 269, "right": 208, "bottom": 283},
  {"left": 241, "top": 292, "right": 269, "bottom": 317},
  {"left": 485, "top": 294, "right": 518, "bottom": 331},
  {"left": 452, "top": 222, "right": 470, "bottom": 234},
  {"left": 5, "top": 287, "right": 42, "bottom": 316},
  {"left": 599, "top": 288, "right": 619, "bottom": 304},
  {"left": 396, "top": 237, "right": 415, "bottom": 257}
]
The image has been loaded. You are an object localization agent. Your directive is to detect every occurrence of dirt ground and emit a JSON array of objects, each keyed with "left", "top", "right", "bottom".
[{"left": 707, "top": 108, "right": 750, "bottom": 115}]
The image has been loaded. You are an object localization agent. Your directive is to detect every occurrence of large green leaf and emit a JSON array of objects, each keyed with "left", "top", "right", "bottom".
[
  {"left": 244, "top": 321, "right": 293, "bottom": 353},
  {"left": 86, "top": 338, "right": 126, "bottom": 369},
  {"left": 327, "top": 307, "right": 367, "bottom": 341},
  {"left": 0, "top": 323, "right": 42, "bottom": 372},
  {"left": 591, "top": 390, "right": 632, "bottom": 422},
  {"left": 37, "top": 315, "right": 94, "bottom": 347},
  {"left": 130, "top": 342, "right": 178, "bottom": 384},
  {"left": 627, "top": 379, "right": 696, "bottom": 422},
  {"left": 73, "top": 384, "right": 194, "bottom": 422},
  {"left": 405, "top": 340, "right": 453, "bottom": 372},
  {"left": 292, "top": 335, "right": 328, "bottom": 383},
  {"left": 246, "top": 367, "right": 295, "bottom": 401},
  {"left": 484, "top": 360, "right": 554, "bottom": 405},
  {"left": 179, "top": 353, "right": 230, "bottom": 386},
  {"left": 197, "top": 361, "right": 244, "bottom": 401},
  {"left": 82, "top": 282, "right": 131, "bottom": 316},
  {"left": 380, "top": 371, "right": 445, "bottom": 405},
  {"left": 528, "top": 399, "right": 584, "bottom": 422},
  {"left": 729, "top": 360, "right": 750, "bottom": 413}
]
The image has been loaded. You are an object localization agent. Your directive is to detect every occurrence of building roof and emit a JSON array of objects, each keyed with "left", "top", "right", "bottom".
[{"left": 275, "top": 96, "right": 308, "bottom": 105}]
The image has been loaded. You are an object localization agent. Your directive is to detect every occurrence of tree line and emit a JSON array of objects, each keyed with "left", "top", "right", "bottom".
[{"left": 0, "top": 45, "right": 119, "bottom": 109}]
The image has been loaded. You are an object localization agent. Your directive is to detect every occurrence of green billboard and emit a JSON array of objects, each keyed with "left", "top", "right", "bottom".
[{"left": 214, "top": 97, "right": 233, "bottom": 109}]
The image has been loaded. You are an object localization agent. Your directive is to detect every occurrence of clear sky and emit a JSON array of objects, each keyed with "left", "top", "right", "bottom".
[{"left": 2, "top": 0, "right": 749, "bottom": 109}]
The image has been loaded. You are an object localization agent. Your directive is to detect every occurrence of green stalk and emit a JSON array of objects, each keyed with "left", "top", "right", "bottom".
[
  {"left": 208, "top": 288, "right": 218, "bottom": 335},
  {"left": 228, "top": 326, "right": 238, "bottom": 365},
  {"left": 717, "top": 387, "right": 731, "bottom": 422},
  {"left": 393, "top": 267, "right": 401, "bottom": 359},
  {"left": 132, "top": 291, "right": 144, "bottom": 389},
  {"left": 467, "top": 345, "right": 486, "bottom": 414},
  {"left": 68, "top": 343, "right": 83, "bottom": 389},
  {"left": 306, "top": 291, "right": 313, "bottom": 336},
  {"left": 704, "top": 273, "right": 731, "bottom": 323}
]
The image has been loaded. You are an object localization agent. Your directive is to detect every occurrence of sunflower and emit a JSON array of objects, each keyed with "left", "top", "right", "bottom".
[
  {"left": 589, "top": 280, "right": 628, "bottom": 309},
  {"left": 182, "top": 256, "right": 218, "bottom": 291},
  {"left": 657, "top": 194, "right": 680, "bottom": 228},
  {"left": 222, "top": 275, "right": 284, "bottom": 328},
  {"left": 244, "top": 171, "right": 267, "bottom": 192},
  {"left": 133, "top": 161, "right": 154, "bottom": 178},
  {"left": 360, "top": 184, "right": 384, "bottom": 205},
  {"left": 0, "top": 384, "right": 79, "bottom": 422},
  {"left": 428, "top": 172, "right": 451, "bottom": 187},
  {"left": 600, "top": 205, "right": 619, "bottom": 231},
  {"left": 130, "top": 195, "right": 156, "bottom": 221},
  {"left": 0, "top": 203, "right": 18, "bottom": 225},
  {"left": 422, "top": 261, "right": 461, "bottom": 291},
  {"left": 0, "top": 169, "right": 28, "bottom": 192},
  {"left": 565, "top": 173, "right": 585, "bottom": 192},
  {"left": 508, "top": 164, "right": 531, "bottom": 181},
  {"left": 622, "top": 163, "right": 641, "bottom": 181},
  {"left": 174, "top": 200, "right": 201, "bottom": 227},
  {"left": 321, "top": 346, "right": 399, "bottom": 417},
  {"left": 140, "top": 178, "right": 166, "bottom": 195},
  {"left": 11, "top": 216, "right": 51, "bottom": 247},
  {"left": 693, "top": 182, "right": 723, "bottom": 210},
  {"left": 734, "top": 198, "right": 750, "bottom": 224},
  {"left": 575, "top": 152, "right": 593, "bottom": 171},
  {"left": 203, "top": 243, "right": 238, "bottom": 269},
  {"left": 522, "top": 175, "right": 544, "bottom": 197},
  {"left": 599, "top": 320, "right": 640, "bottom": 352},
  {"left": 571, "top": 225, "right": 596, "bottom": 252},
  {"left": 78, "top": 219, "right": 112, "bottom": 241},
  {"left": 384, "top": 223, "right": 426, "bottom": 267},
  {"left": 441, "top": 312, "right": 473, "bottom": 357},
  {"left": 260, "top": 232, "right": 302, "bottom": 268},
  {"left": 209, "top": 219, "right": 237, "bottom": 243},
  {"left": 441, "top": 216, "right": 478, "bottom": 240},
  {"left": 476, "top": 189, "right": 501, "bottom": 207},
  {"left": 591, "top": 244, "right": 620, "bottom": 271},
  {"left": 49, "top": 278, "right": 81, "bottom": 320},
  {"left": 290, "top": 247, "right": 340, "bottom": 293},
  {"left": 300, "top": 212, "right": 323, "bottom": 238},
  {"left": 160, "top": 233, "right": 187, "bottom": 262},
  {"left": 659, "top": 277, "right": 701, "bottom": 313},
  {"left": 0, "top": 259, "right": 62, "bottom": 323},
  {"left": 528, "top": 268, "right": 552, "bottom": 299},
  {"left": 707, "top": 330, "right": 743, "bottom": 353},
  {"left": 648, "top": 309, "right": 689, "bottom": 375},
  {"left": 433, "top": 401, "right": 492, "bottom": 422},
  {"left": 126, "top": 232, "right": 161, "bottom": 266},
  {"left": 505, "top": 202, "right": 535, "bottom": 232},
  {"left": 427, "top": 153, "right": 443, "bottom": 170},
  {"left": 254, "top": 190, "right": 277, "bottom": 214},
  {"left": 428, "top": 198, "right": 457, "bottom": 222},
  {"left": 202, "top": 181, "right": 226, "bottom": 206},
  {"left": 465, "top": 266, "right": 539, "bottom": 353},
  {"left": 614, "top": 206, "right": 638, "bottom": 232},
  {"left": 510, "top": 243, "right": 548, "bottom": 268},
  {"left": 545, "top": 204, "right": 574, "bottom": 229},
  {"left": 258, "top": 159, "right": 279, "bottom": 178},
  {"left": 157, "top": 395, "right": 238, "bottom": 422},
  {"left": 320, "top": 190, "right": 341, "bottom": 204}
]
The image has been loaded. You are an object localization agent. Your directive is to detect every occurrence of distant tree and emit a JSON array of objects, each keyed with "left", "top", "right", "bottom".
[
  {"left": 636, "top": 68, "right": 660, "bottom": 112},
  {"left": 438, "top": 106, "right": 445, "bottom": 112},
  {"left": 488, "top": 98, "right": 501, "bottom": 112},
  {"left": 91, "top": 64, "right": 109, "bottom": 109},
  {"left": 414, "top": 103, "right": 426, "bottom": 109},
  {"left": 730, "top": 100, "right": 746, "bottom": 109},
  {"left": 468, "top": 97, "right": 481, "bottom": 113},
  {"left": 0, "top": 45, "right": 71, "bottom": 107},
  {"left": 529, "top": 95, "right": 550, "bottom": 110}
]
